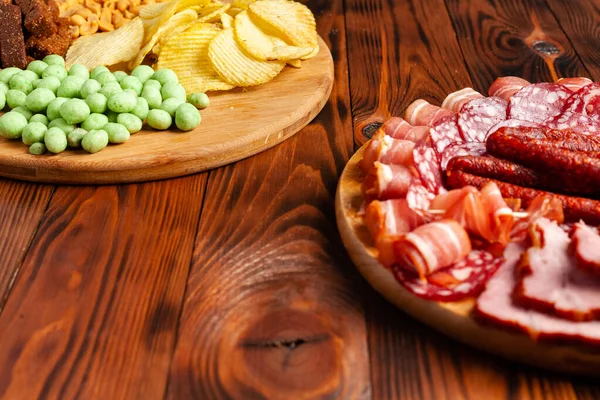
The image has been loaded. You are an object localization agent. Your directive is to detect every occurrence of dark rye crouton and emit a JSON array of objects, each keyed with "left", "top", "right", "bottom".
[{"left": 25, "top": 17, "right": 71, "bottom": 58}]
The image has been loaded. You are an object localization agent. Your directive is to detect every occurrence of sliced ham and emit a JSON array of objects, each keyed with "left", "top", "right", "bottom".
[
  {"left": 514, "top": 218, "right": 600, "bottom": 321},
  {"left": 480, "top": 182, "right": 514, "bottom": 246},
  {"left": 404, "top": 99, "right": 454, "bottom": 127},
  {"left": 476, "top": 241, "right": 600, "bottom": 345},
  {"left": 570, "top": 222, "right": 600, "bottom": 276},
  {"left": 510, "top": 195, "right": 564, "bottom": 241},
  {"left": 488, "top": 76, "right": 531, "bottom": 101},
  {"left": 379, "top": 117, "right": 413, "bottom": 139},
  {"left": 557, "top": 77, "right": 592, "bottom": 92},
  {"left": 362, "top": 162, "right": 413, "bottom": 202},
  {"left": 361, "top": 130, "right": 415, "bottom": 172},
  {"left": 393, "top": 219, "right": 472, "bottom": 279},
  {"left": 441, "top": 88, "right": 484, "bottom": 112}
]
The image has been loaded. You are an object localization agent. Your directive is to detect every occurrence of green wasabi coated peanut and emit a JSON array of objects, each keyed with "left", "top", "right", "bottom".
[
  {"left": 44, "top": 127, "right": 68, "bottom": 153},
  {"left": 30, "top": 114, "right": 49, "bottom": 125},
  {"left": 0, "top": 91, "right": 5, "bottom": 109},
  {"left": 0, "top": 112, "right": 28, "bottom": 139},
  {"left": 22, "top": 121, "right": 47, "bottom": 145},
  {"left": 9, "top": 74, "right": 33, "bottom": 94},
  {"left": 0, "top": 67, "right": 22, "bottom": 84},
  {"left": 117, "top": 113, "right": 142, "bottom": 134},
  {"left": 42, "top": 65, "right": 67, "bottom": 81},
  {"left": 68, "top": 63, "right": 89, "bottom": 80},
  {"left": 143, "top": 79, "right": 161, "bottom": 90},
  {"left": 106, "top": 110, "right": 118, "bottom": 122},
  {"left": 159, "top": 98, "right": 184, "bottom": 117},
  {"left": 37, "top": 76, "right": 61, "bottom": 94},
  {"left": 6, "top": 90, "right": 26, "bottom": 109},
  {"left": 57, "top": 76, "right": 85, "bottom": 98},
  {"left": 99, "top": 81, "right": 122, "bottom": 98},
  {"left": 48, "top": 118, "right": 76, "bottom": 134},
  {"left": 46, "top": 97, "right": 68, "bottom": 120},
  {"left": 131, "top": 97, "right": 149, "bottom": 120},
  {"left": 81, "top": 129, "right": 109, "bottom": 153},
  {"left": 86, "top": 92, "right": 108, "bottom": 114},
  {"left": 113, "top": 71, "right": 128, "bottom": 83},
  {"left": 120, "top": 75, "right": 142, "bottom": 96},
  {"left": 108, "top": 91, "right": 136, "bottom": 113},
  {"left": 0, "top": 82, "right": 8, "bottom": 94},
  {"left": 59, "top": 98, "right": 90, "bottom": 124},
  {"left": 27, "top": 60, "right": 48, "bottom": 77},
  {"left": 104, "top": 122, "right": 130, "bottom": 144},
  {"left": 32, "top": 79, "right": 41, "bottom": 89},
  {"left": 152, "top": 68, "right": 178, "bottom": 85},
  {"left": 141, "top": 86, "right": 162, "bottom": 109},
  {"left": 187, "top": 92, "right": 209, "bottom": 109},
  {"left": 25, "top": 88, "right": 56, "bottom": 112},
  {"left": 12, "top": 106, "right": 33, "bottom": 121},
  {"left": 96, "top": 71, "right": 116, "bottom": 85},
  {"left": 67, "top": 127, "right": 87, "bottom": 148},
  {"left": 81, "top": 113, "right": 109, "bottom": 131},
  {"left": 124, "top": 89, "right": 138, "bottom": 97},
  {"left": 132, "top": 65, "right": 154, "bottom": 84},
  {"left": 80, "top": 79, "right": 102, "bottom": 99},
  {"left": 175, "top": 103, "right": 201, "bottom": 131},
  {"left": 160, "top": 81, "right": 186, "bottom": 102},
  {"left": 19, "top": 70, "right": 39, "bottom": 82},
  {"left": 43, "top": 55, "right": 65, "bottom": 67},
  {"left": 29, "top": 142, "right": 47, "bottom": 155},
  {"left": 147, "top": 109, "right": 172, "bottom": 130},
  {"left": 90, "top": 66, "right": 110, "bottom": 79}
]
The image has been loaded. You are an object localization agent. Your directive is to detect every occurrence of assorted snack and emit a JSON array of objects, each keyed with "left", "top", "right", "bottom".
[
  {"left": 0, "top": 54, "right": 207, "bottom": 155},
  {"left": 359, "top": 76, "right": 600, "bottom": 345}
]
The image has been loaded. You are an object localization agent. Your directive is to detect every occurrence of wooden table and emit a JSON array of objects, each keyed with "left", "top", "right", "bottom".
[{"left": 1, "top": 0, "right": 600, "bottom": 398}]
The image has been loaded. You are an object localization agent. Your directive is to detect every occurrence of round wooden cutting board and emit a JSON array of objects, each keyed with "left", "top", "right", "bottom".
[
  {"left": 0, "top": 37, "right": 333, "bottom": 184},
  {"left": 335, "top": 144, "right": 600, "bottom": 376}
]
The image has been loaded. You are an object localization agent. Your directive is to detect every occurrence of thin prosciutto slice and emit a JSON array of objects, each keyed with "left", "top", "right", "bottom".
[
  {"left": 441, "top": 88, "right": 484, "bottom": 112},
  {"left": 514, "top": 218, "right": 600, "bottom": 321},
  {"left": 480, "top": 182, "right": 514, "bottom": 246},
  {"left": 393, "top": 219, "right": 472, "bottom": 279},
  {"left": 488, "top": 76, "right": 531, "bottom": 101},
  {"left": 404, "top": 99, "right": 454, "bottom": 127},
  {"left": 557, "top": 77, "right": 592, "bottom": 92},
  {"left": 510, "top": 195, "right": 564, "bottom": 241},
  {"left": 361, "top": 130, "right": 415, "bottom": 172},
  {"left": 362, "top": 162, "right": 413, "bottom": 202},
  {"left": 570, "top": 222, "right": 600, "bottom": 276}
]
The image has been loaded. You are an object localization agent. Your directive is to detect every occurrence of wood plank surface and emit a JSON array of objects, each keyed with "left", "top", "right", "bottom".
[
  {"left": 166, "top": 0, "right": 371, "bottom": 398},
  {"left": 0, "top": 181, "right": 53, "bottom": 311},
  {"left": 445, "top": 0, "right": 591, "bottom": 92},
  {"left": 344, "top": 0, "right": 474, "bottom": 146},
  {"left": 0, "top": 176, "right": 206, "bottom": 399}
]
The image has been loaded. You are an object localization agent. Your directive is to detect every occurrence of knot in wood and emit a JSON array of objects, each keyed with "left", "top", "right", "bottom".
[
  {"left": 362, "top": 122, "right": 382, "bottom": 139},
  {"left": 532, "top": 41, "right": 560, "bottom": 55}
]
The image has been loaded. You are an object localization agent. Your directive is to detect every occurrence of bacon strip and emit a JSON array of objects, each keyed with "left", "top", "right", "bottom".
[
  {"left": 379, "top": 117, "right": 413, "bottom": 139},
  {"left": 393, "top": 219, "right": 472, "bottom": 279},
  {"left": 404, "top": 99, "right": 454, "bottom": 127},
  {"left": 571, "top": 222, "right": 600, "bottom": 276},
  {"left": 362, "top": 162, "right": 413, "bottom": 202},
  {"left": 441, "top": 87, "right": 484, "bottom": 112},
  {"left": 361, "top": 130, "right": 415, "bottom": 172},
  {"left": 557, "top": 77, "right": 592, "bottom": 92},
  {"left": 488, "top": 76, "right": 531, "bottom": 101}
]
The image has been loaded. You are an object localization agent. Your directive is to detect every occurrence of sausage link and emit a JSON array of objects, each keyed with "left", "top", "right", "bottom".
[
  {"left": 446, "top": 170, "right": 600, "bottom": 224},
  {"left": 488, "top": 126, "right": 600, "bottom": 153}
]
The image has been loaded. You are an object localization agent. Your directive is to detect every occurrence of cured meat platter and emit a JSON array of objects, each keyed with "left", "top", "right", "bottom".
[
  {"left": 0, "top": 37, "right": 333, "bottom": 185},
  {"left": 336, "top": 77, "right": 600, "bottom": 375}
]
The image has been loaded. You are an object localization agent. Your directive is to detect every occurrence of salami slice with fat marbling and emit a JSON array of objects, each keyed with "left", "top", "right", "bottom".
[
  {"left": 508, "top": 82, "right": 572, "bottom": 123},
  {"left": 429, "top": 114, "right": 463, "bottom": 158},
  {"left": 484, "top": 119, "right": 541, "bottom": 141},
  {"left": 440, "top": 141, "right": 487, "bottom": 170},
  {"left": 412, "top": 139, "right": 444, "bottom": 194},
  {"left": 406, "top": 177, "right": 435, "bottom": 215},
  {"left": 458, "top": 97, "right": 508, "bottom": 142},
  {"left": 392, "top": 250, "right": 504, "bottom": 302}
]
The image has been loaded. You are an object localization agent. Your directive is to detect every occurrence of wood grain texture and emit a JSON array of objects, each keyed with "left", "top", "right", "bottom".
[
  {"left": 445, "top": 0, "right": 590, "bottom": 93},
  {"left": 166, "top": 0, "right": 370, "bottom": 398},
  {"left": 0, "top": 40, "right": 333, "bottom": 185},
  {"left": 545, "top": 0, "right": 600, "bottom": 81},
  {"left": 0, "top": 176, "right": 206, "bottom": 399},
  {"left": 0, "top": 180, "right": 53, "bottom": 311},
  {"left": 344, "top": 0, "right": 474, "bottom": 146}
]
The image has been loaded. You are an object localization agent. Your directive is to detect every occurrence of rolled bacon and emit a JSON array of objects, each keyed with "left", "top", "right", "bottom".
[
  {"left": 557, "top": 77, "right": 592, "bottom": 92},
  {"left": 441, "top": 87, "right": 484, "bottom": 112},
  {"left": 360, "top": 130, "right": 415, "bottom": 172},
  {"left": 362, "top": 162, "right": 413, "bottom": 203},
  {"left": 379, "top": 117, "right": 413, "bottom": 139},
  {"left": 404, "top": 99, "right": 454, "bottom": 127},
  {"left": 488, "top": 76, "right": 531, "bottom": 101}
]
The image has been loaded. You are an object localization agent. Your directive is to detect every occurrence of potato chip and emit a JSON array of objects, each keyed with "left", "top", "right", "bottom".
[
  {"left": 227, "top": 7, "right": 243, "bottom": 17},
  {"left": 157, "top": 22, "right": 235, "bottom": 92},
  {"left": 231, "top": 0, "right": 255, "bottom": 9},
  {"left": 129, "top": 9, "right": 198, "bottom": 68},
  {"left": 233, "top": 10, "right": 312, "bottom": 61},
  {"left": 248, "top": 0, "right": 317, "bottom": 49},
  {"left": 208, "top": 28, "right": 285, "bottom": 87},
  {"left": 300, "top": 41, "right": 319, "bottom": 60},
  {"left": 220, "top": 12, "right": 234, "bottom": 29},
  {"left": 66, "top": 17, "right": 144, "bottom": 69},
  {"left": 287, "top": 59, "right": 302, "bottom": 68},
  {"left": 196, "top": 2, "right": 230, "bottom": 22},
  {"left": 142, "top": 0, "right": 209, "bottom": 43},
  {"left": 139, "top": 2, "right": 170, "bottom": 20}
]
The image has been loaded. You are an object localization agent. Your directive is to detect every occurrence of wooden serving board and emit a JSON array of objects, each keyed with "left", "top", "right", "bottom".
[
  {"left": 335, "top": 144, "right": 600, "bottom": 376},
  {"left": 0, "top": 37, "right": 333, "bottom": 185}
]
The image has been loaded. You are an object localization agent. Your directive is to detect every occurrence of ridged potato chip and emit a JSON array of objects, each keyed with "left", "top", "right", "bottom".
[
  {"left": 157, "top": 22, "right": 235, "bottom": 92},
  {"left": 233, "top": 10, "right": 312, "bottom": 61},
  {"left": 248, "top": 0, "right": 318, "bottom": 49},
  {"left": 66, "top": 17, "right": 144, "bottom": 69},
  {"left": 190, "top": 1, "right": 230, "bottom": 22},
  {"left": 300, "top": 41, "right": 319, "bottom": 60},
  {"left": 287, "top": 59, "right": 302, "bottom": 68},
  {"left": 221, "top": 12, "right": 234, "bottom": 29},
  {"left": 232, "top": 0, "right": 255, "bottom": 9},
  {"left": 208, "top": 28, "right": 285, "bottom": 87},
  {"left": 141, "top": 0, "right": 210, "bottom": 43}
]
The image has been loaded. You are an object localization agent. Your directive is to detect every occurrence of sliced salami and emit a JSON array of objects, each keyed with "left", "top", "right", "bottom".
[
  {"left": 429, "top": 114, "right": 463, "bottom": 158},
  {"left": 507, "top": 82, "right": 572, "bottom": 123},
  {"left": 484, "top": 119, "right": 541, "bottom": 141},
  {"left": 412, "top": 140, "right": 444, "bottom": 194},
  {"left": 550, "top": 83, "right": 600, "bottom": 126},
  {"left": 440, "top": 141, "right": 487, "bottom": 170},
  {"left": 406, "top": 177, "right": 435, "bottom": 215},
  {"left": 392, "top": 250, "right": 504, "bottom": 302},
  {"left": 545, "top": 111, "right": 600, "bottom": 135},
  {"left": 458, "top": 97, "right": 508, "bottom": 142}
]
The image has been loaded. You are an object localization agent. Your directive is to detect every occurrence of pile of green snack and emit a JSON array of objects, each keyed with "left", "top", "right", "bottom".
[{"left": 0, "top": 54, "right": 209, "bottom": 155}]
